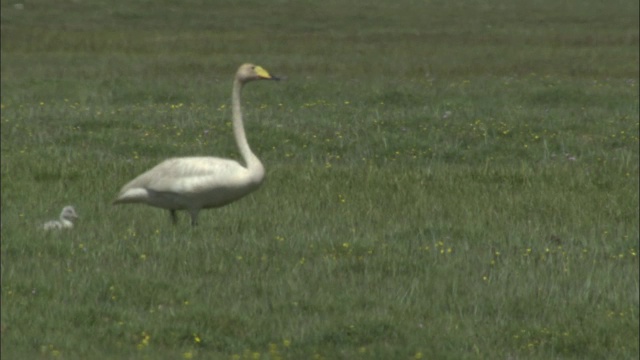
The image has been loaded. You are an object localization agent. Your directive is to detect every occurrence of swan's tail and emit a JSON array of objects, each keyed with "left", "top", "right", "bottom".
[{"left": 112, "top": 188, "right": 149, "bottom": 205}]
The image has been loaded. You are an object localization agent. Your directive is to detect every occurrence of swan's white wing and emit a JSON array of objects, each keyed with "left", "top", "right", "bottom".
[
  {"left": 43, "top": 220, "right": 72, "bottom": 230},
  {"left": 120, "top": 157, "right": 247, "bottom": 193},
  {"left": 154, "top": 157, "right": 249, "bottom": 192},
  {"left": 114, "top": 157, "right": 261, "bottom": 209},
  {"left": 43, "top": 220, "right": 62, "bottom": 230}
]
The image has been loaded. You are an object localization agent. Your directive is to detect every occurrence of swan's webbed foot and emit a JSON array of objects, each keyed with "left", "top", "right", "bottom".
[{"left": 170, "top": 210, "right": 178, "bottom": 225}]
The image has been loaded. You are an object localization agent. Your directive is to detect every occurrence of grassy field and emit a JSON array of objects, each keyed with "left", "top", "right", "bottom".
[{"left": 1, "top": 0, "right": 638, "bottom": 359}]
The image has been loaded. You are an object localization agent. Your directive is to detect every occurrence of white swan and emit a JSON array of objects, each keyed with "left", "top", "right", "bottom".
[
  {"left": 113, "top": 63, "right": 279, "bottom": 226},
  {"left": 43, "top": 206, "right": 78, "bottom": 230}
]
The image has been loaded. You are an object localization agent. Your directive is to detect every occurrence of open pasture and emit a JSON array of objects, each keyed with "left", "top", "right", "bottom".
[{"left": 1, "top": 0, "right": 638, "bottom": 359}]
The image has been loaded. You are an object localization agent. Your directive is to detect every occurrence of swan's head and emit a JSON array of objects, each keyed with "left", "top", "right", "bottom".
[
  {"left": 61, "top": 206, "right": 79, "bottom": 221},
  {"left": 236, "top": 63, "right": 279, "bottom": 83}
]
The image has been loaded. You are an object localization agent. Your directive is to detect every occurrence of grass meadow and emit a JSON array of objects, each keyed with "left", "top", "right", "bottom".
[{"left": 1, "top": 0, "right": 639, "bottom": 359}]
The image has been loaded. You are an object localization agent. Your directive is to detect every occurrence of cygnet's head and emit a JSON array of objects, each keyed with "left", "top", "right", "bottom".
[
  {"left": 236, "top": 63, "right": 279, "bottom": 83},
  {"left": 61, "top": 206, "right": 79, "bottom": 221}
]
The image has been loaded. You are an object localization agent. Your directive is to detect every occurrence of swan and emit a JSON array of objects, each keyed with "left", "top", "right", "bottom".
[
  {"left": 43, "top": 206, "right": 78, "bottom": 230},
  {"left": 113, "top": 63, "right": 280, "bottom": 226}
]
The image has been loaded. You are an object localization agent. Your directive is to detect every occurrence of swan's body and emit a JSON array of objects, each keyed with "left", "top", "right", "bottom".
[
  {"left": 43, "top": 206, "right": 78, "bottom": 230},
  {"left": 113, "top": 63, "right": 278, "bottom": 226}
]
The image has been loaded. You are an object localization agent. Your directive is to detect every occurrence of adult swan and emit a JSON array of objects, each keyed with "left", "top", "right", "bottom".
[{"left": 113, "top": 63, "right": 280, "bottom": 226}]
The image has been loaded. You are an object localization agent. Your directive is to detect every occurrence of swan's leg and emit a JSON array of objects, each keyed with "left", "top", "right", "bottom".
[
  {"left": 170, "top": 210, "right": 178, "bottom": 225},
  {"left": 188, "top": 209, "right": 200, "bottom": 227}
]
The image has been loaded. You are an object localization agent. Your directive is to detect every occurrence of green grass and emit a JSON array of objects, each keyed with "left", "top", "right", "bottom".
[{"left": 1, "top": 0, "right": 638, "bottom": 359}]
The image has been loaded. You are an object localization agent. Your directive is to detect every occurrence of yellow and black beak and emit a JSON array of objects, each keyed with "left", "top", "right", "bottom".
[{"left": 255, "top": 66, "right": 282, "bottom": 81}]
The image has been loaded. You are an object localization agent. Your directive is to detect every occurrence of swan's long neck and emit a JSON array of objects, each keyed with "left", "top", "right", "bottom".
[{"left": 232, "top": 79, "right": 265, "bottom": 181}]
